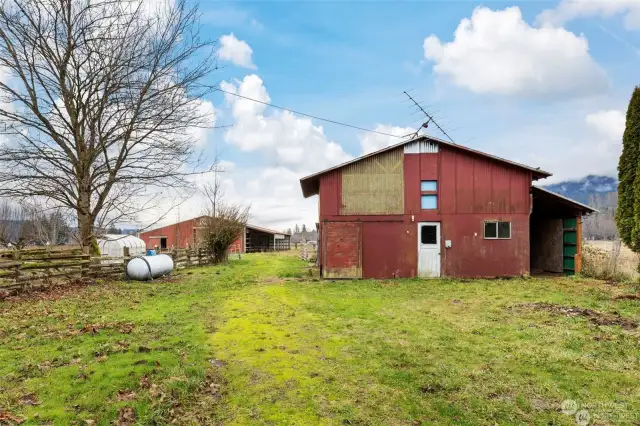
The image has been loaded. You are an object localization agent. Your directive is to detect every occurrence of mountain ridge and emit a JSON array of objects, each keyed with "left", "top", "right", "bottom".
[{"left": 543, "top": 175, "right": 618, "bottom": 205}]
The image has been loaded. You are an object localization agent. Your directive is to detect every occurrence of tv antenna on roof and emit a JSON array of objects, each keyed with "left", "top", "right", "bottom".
[{"left": 403, "top": 91, "right": 456, "bottom": 144}]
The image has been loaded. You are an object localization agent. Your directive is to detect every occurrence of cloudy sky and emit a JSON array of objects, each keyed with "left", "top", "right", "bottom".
[{"left": 160, "top": 0, "right": 637, "bottom": 231}]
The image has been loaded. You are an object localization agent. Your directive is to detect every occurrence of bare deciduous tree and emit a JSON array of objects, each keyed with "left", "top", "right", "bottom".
[
  {"left": 584, "top": 192, "right": 618, "bottom": 240},
  {"left": 22, "top": 202, "right": 71, "bottom": 245},
  {"left": 0, "top": 199, "right": 25, "bottom": 247},
  {"left": 0, "top": 0, "right": 217, "bottom": 253},
  {"left": 0, "top": 200, "right": 71, "bottom": 247}
]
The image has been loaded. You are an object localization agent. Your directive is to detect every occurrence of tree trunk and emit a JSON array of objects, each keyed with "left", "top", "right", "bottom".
[{"left": 77, "top": 188, "right": 98, "bottom": 255}]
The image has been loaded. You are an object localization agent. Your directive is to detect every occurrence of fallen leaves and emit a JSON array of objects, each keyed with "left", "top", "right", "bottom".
[
  {"left": 1, "top": 278, "right": 97, "bottom": 302},
  {"left": 68, "top": 322, "right": 136, "bottom": 336},
  {"left": 138, "top": 375, "right": 151, "bottom": 389},
  {"left": 115, "top": 407, "right": 136, "bottom": 426},
  {"left": 18, "top": 393, "right": 39, "bottom": 406},
  {"left": 0, "top": 411, "right": 25, "bottom": 424},
  {"left": 116, "top": 389, "right": 136, "bottom": 402}
]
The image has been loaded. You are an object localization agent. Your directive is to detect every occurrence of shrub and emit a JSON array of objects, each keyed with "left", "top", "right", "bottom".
[
  {"left": 199, "top": 204, "right": 250, "bottom": 264},
  {"left": 582, "top": 241, "right": 631, "bottom": 282}
]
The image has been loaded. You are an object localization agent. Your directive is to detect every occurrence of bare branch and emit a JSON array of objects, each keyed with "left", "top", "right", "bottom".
[{"left": 0, "top": 0, "right": 218, "bottom": 252}]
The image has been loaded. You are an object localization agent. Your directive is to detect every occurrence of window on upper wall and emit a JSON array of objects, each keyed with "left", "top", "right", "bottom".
[
  {"left": 484, "top": 221, "right": 511, "bottom": 239},
  {"left": 420, "top": 180, "right": 437, "bottom": 210}
]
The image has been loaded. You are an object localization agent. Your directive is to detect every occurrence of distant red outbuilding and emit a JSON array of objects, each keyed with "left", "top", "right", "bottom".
[
  {"left": 139, "top": 218, "right": 290, "bottom": 253},
  {"left": 300, "top": 135, "right": 595, "bottom": 279}
]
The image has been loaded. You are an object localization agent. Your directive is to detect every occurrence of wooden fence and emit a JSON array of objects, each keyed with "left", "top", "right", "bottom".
[{"left": 0, "top": 247, "right": 221, "bottom": 294}]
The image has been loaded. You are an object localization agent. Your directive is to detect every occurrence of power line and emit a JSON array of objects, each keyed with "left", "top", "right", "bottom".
[{"left": 214, "top": 88, "right": 412, "bottom": 140}]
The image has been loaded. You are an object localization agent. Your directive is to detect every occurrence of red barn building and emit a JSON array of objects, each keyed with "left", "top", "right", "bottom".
[
  {"left": 139, "top": 217, "right": 290, "bottom": 252},
  {"left": 300, "top": 136, "right": 595, "bottom": 279}
]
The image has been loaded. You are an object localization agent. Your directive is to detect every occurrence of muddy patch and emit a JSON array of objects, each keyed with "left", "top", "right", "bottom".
[
  {"left": 512, "top": 302, "right": 638, "bottom": 330},
  {"left": 0, "top": 278, "right": 98, "bottom": 302},
  {"left": 613, "top": 294, "right": 640, "bottom": 301}
]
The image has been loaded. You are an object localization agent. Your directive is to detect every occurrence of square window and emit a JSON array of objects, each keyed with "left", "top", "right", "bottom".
[
  {"left": 421, "top": 195, "right": 437, "bottom": 209},
  {"left": 421, "top": 180, "right": 437, "bottom": 192},
  {"left": 484, "top": 221, "right": 511, "bottom": 239},
  {"left": 498, "top": 222, "right": 511, "bottom": 239},
  {"left": 484, "top": 222, "right": 497, "bottom": 239},
  {"left": 421, "top": 225, "right": 437, "bottom": 244}
]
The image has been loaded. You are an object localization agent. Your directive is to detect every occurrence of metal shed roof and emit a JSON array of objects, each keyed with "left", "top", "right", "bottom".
[
  {"left": 531, "top": 186, "right": 598, "bottom": 216},
  {"left": 247, "top": 224, "right": 291, "bottom": 236},
  {"left": 299, "top": 135, "right": 552, "bottom": 198}
]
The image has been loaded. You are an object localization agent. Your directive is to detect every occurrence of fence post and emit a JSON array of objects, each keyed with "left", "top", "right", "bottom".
[
  {"left": 81, "top": 253, "right": 90, "bottom": 279},
  {"left": 12, "top": 249, "right": 22, "bottom": 290}
]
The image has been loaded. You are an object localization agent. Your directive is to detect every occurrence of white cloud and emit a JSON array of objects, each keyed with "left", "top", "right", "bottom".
[
  {"left": 194, "top": 73, "right": 354, "bottom": 229},
  {"left": 423, "top": 6, "right": 608, "bottom": 97},
  {"left": 188, "top": 99, "right": 216, "bottom": 146},
  {"left": 538, "top": 0, "right": 640, "bottom": 30},
  {"left": 221, "top": 74, "right": 352, "bottom": 173},
  {"left": 586, "top": 109, "right": 626, "bottom": 147},
  {"left": 218, "top": 33, "right": 256, "bottom": 69},
  {"left": 217, "top": 159, "right": 235, "bottom": 172},
  {"left": 359, "top": 125, "right": 414, "bottom": 154},
  {"left": 494, "top": 107, "right": 626, "bottom": 183}
]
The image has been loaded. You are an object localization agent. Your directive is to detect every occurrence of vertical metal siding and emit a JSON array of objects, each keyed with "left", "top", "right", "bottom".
[
  {"left": 419, "top": 153, "right": 439, "bottom": 180},
  {"left": 362, "top": 222, "right": 415, "bottom": 278},
  {"left": 403, "top": 154, "right": 421, "bottom": 214},
  {"left": 139, "top": 218, "right": 200, "bottom": 249},
  {"left": 404, "top": 140, "right": 439, "bottom": 154},
  {"left": 510, "top": 170, "right": 531, "bottom": 213},
  {"left": 491, "top": 165, "right": 512, "bottom": 213},
  {"left": 341, "top": 147, "right": 404, "bottom": 215},
  {"left": 404, "top": 145, "right": 534, "bottom": 277},
  {"left": 319, "top": 143, "right": 536, "bottom": 279},
  {"left": 472, "top": 158, "right": 493, "bottom": 213},
  {"left": 319, "top": 171, "right": 341, "bottom": 216},
  {"left": 439, "top": 148, "right": 456, "bottom": 214},
  {"left": 454, "top": 153, "right": 475, "bottom": 214}
]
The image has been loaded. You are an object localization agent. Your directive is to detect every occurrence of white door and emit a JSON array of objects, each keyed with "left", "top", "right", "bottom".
[{"left": 418, "top": 222, "right": 441, "bottom": 277}]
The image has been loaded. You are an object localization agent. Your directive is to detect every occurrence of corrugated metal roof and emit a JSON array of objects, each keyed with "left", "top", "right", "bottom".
[
  {"left": 300, "top": 135, "right": 552, "bottom": 198},
  {"left": 142, "top": 218, "right": 290, "bottom": 237},
  {"left": 531, "top": 186, "right": 598, "bottom": 214},
  {"left": 246, "top": 224, "right": 291, "bottom": 236}
]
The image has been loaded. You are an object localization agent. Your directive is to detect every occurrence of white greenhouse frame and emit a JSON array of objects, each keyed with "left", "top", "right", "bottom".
[{"left": 97, "top": 234, "right": 146, "bottom": 258}]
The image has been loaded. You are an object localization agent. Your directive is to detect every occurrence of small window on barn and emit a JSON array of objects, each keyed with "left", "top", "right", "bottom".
[
  {"left": 421, "top": 195, "right": 437, "bottom": 209},
  {"left": 421, "top": 181, "right": 437, "bottom": 192},
  {"left": 484, "top": 221, "right": 511, "bottom": 239},
  {"left": 420, "top": 180, "right": 437, "bottom": 210}
]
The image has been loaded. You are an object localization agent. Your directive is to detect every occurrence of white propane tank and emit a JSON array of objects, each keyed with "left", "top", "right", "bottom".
[{"left": 126, "top": 254, "right": 174, "bottom": 281}]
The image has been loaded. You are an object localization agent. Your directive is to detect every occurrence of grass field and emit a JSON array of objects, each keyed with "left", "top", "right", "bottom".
[
  {"left": 585, "top": 240, "right": 639, "bottom": 281},
  {"left": 1, "top": 252, "right": 639, "bottom": 425}
]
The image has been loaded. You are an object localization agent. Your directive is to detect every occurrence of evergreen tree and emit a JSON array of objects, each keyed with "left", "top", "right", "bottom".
[
  {"left": 301, "top": 224, "right": 307, "bottom": 233},
  {"left": 617, "top": 86, "right": 640, "bottom": 250},
  {"left": 294, "top": 224, "right": 300, "bottom": 234}
]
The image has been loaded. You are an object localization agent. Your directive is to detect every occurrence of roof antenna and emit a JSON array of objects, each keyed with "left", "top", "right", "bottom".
[{"left": 403, "top": 91, "right": 456, "bottom": 144}]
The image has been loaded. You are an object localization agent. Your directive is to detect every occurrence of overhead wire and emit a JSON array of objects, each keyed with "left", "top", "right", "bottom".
[{"left": 214, "top": 88, "right": 414, "bottom": 140}]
